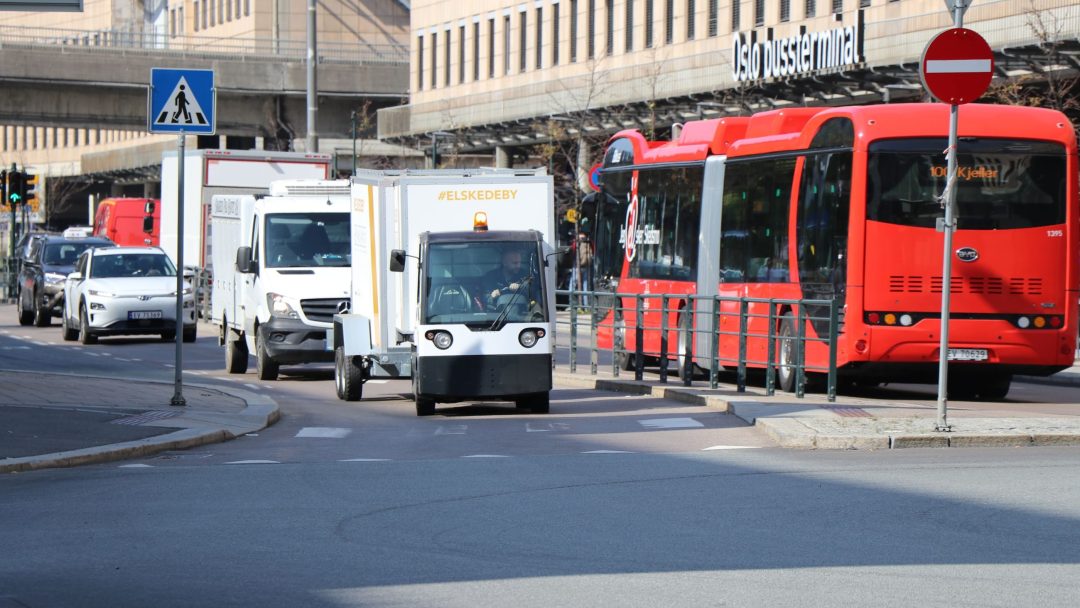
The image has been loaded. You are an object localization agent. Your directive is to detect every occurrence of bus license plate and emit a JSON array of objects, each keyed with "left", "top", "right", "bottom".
[
  {"left": 948, "top": 348, "right": 988, "bottom": 361},
  {"left": 129, "top": 311, "right": 163, "bottom": 320}
]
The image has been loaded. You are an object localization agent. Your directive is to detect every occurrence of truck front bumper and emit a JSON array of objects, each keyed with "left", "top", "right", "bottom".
[
  {"left": 259, "top": 317, "right": 335, "bottom": 364},
  {"left": 416, "top": 353, "right": 552, "bottom": 400}
]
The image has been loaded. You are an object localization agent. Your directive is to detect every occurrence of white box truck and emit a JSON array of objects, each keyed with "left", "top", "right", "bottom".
[
  {"left": 161, "top": 149, "right": 332, "bottom": 270},
  {"left": 333, "top": 168, "right": 557, "bottom": 415},
  {"left": 211, "top": 179, "right": 351, "bottom": 380}
]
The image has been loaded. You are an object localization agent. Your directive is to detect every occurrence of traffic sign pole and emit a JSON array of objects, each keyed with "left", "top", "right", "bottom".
[{"left": 171, "top": 133, "right": 187, "bottom": 406}]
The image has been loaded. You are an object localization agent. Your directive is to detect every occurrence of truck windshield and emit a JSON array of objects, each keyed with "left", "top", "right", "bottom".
[
  {"left": 866, "top": 138, "right": 1066, "bottom": 230},
  {"left": 422, "top": 241, "right": 547, "bottom": 326},
  {"left": 264, "top": 213, "right": 351, "bottom": 268}
]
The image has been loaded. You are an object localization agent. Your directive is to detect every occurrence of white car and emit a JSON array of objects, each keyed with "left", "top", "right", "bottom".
[{"left": 61, "top": 246, "right": 197, "bottom": 344}]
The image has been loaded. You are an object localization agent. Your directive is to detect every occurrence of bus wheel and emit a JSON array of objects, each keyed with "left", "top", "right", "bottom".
[
  {"left": 335, "top": 347, "right": 364, "bottom": 401},
  {"left": 676, "top": 313, "right": 696, "bottom": 382},
  {"left": 777, "top": 312, "right": 797, "bottom": 393},
  {"left": 978, "top": 374, "right": 1012, "bottom": 401},
  {"left": 614, "top": 322, "right": 635, "bottom": 371}
]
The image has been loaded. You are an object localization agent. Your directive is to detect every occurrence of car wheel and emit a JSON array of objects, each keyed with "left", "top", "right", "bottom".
[
  {"left": 61, "top": 309, "right": 78, "bottom": 341},
  {"left": 33, "top": 300, "right": 52, "bottom": 327},
  {"left": 335, "top": 347, "right": 364, "bottom": 401},
  {"left": 79, "top": 306, "right": 97, "bottom": 345},
  {"left": 183, "top": 325, "right": 197, "bottom": 343},
  {"left": 256, "top": 334, "right": 279, "bottom": 381},
  {"left": 18, "top": 293, "right": 33, "bottom": 326},
  {"left": 224, "top": 333, "right": 249, "bottom": 374}
]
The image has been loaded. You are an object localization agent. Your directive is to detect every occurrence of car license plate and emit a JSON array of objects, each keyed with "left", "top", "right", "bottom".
[
  {"left": 129, "top": 310, "right": 163, "bottom": 320},
  {"left": 948, "top": 348, "right": 988, "bottom": 361}
]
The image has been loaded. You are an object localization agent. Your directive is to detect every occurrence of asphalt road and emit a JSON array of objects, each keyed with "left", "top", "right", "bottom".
[{"left": 2, "top": 308, "right": 1080, "bottom": 606}]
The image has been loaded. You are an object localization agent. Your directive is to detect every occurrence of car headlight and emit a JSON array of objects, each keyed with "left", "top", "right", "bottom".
[
  {"left": 44, "top": 272, "right": 66, "bottom": 286},
  {"left": 267, "top": 292, "right": 299, "bottom": 318},
  {"left": 88, "top": 289, "right": 116, "bottom": 297}
]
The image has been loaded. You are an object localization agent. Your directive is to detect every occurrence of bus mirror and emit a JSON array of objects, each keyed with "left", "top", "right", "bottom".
[
  {"left": 144, "top": 201, "right": 156, "bottom": 214},
  {"left": 235, "top": 246, "right": 255, "bottom": 273},
  {"left": 142, "top": 216, "right": 154, "bottom": 234},
  {"left": 389, "top": 249, "right": 406, "bottom": 272}
]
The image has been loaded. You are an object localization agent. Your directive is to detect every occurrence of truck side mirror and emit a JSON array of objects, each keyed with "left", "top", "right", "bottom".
[
  {"left": 389, "top": 249, "right": 406, "bottom": 272},
  {"left": 235, "top": 246, "right": 255, "bottom": 274},
  {"left": 142, "top": 216, "right": 154, "bottom": 234}
]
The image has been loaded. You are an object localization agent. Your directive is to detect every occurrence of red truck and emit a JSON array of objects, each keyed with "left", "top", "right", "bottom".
[{"left": 93, "top": 198, "right": 160, "bottom": 247}]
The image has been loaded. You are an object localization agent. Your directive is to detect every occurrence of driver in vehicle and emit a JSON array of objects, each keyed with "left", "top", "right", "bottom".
[{"left": 482, "top": 248, "right": 529, "bottom": 306}]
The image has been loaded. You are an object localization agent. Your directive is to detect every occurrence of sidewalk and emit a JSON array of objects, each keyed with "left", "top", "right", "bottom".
[
  {"left": 554, "top": 366, "right": 1080, "bottom": 449},
  {"left": 0, "top": 370, "right": 279, "bottom": 473}
]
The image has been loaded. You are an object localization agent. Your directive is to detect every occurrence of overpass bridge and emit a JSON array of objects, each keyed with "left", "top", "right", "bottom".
[{"left": 0, "top": 26, "right": 409, "bottom": 142}]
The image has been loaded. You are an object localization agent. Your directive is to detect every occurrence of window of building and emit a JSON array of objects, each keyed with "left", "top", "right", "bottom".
[
  {"left": 504, "top": 15, "right": 512, "bottom": 74},
  {"left": 170, "top": 8, "right": 176, "bottom": 37},
  {"left": 552, "top": 1, "right": 561, "bottom": 65},
  {"left": 687, "top": 0, "right": 695, "bottom": 39},
  {"left": 731, "top": 1, "right": 739, "bottom": 37},
  {"left": 236, "top": 0, "right": 241, "bottom": 20},
  {"left": 805, "top": 0, "right": 815, "bottom": 18},
  {"left": 460, "top": 25, "right": 466, "bottom": 83},
  {"left": 244, "top": 0, "right": 249, "bottom": 17},
  {"left": 536, "top": 6, "right": 543, "bottom": 69},
  {"left": 605, "top": 0, "right": 614, "bottom": 56},
  {"left": 780, "top": 0, "right": 790, "bottom": 21},
  {"left": 645, "top": 0, "right": 654, "bottom": 47},
  {"left": 489, "top": 18, "right": 496, "bottom": 78},
  {"left": 707, "top": 0, "right": 717, "bottom": 36},
  {"left": 519, "top": 10, "right": 528, "bottom": 71},
  {"left": 432, "top": 31, "right": 439, "bottom": 87},
  {"left": 587, "top": 0, "right": 596, "bottom": 58},
  {"left": 626, "top": 0, "right": 634, "bottom": 51},
  {"left": 859, "top": 0, "right": 870, "bottom": 6},
  {"left": 474, "top": 21, "right": 481, "bottom": 80},
  {"left": 832, "top": 0, "right": 841, "bottom": 13},
  {"left": 218, "top": 0, "right": 223, "bottom": 25},
  {"left": 570, "top": 0, "right": 578, "bottom": 62},
  {"left": 179, "top": 7, "right": 185, "bottom": 33},
  {"left": 201, "top": 0, "right": 207, "bottom": 30},
  {"left": 226, "top": 0, "right": 231, "bottom": 21},
  {"left": 664, "top": 0, "right": 674, "bottom": 45},
  {"left": 445, "top": 28, "right": 452, "bottom": 85},
  {"left": 754, "top": 0, "right": 764, "bottom": 26},
  {"left": 418, "top": 35, "right": 425, "bottom": 90},
  {"left": 209, "top": 0, "right": 215, "bottom": 27},
  {"left": 193, "top": 1, "right": 199, "bottom": 31}
]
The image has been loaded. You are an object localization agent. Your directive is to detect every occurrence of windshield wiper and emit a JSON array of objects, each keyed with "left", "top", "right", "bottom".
[{"left": 489, "top": 275, "right": 534, "bottom": 331}]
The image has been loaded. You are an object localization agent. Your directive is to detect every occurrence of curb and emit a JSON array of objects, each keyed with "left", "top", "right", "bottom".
[{"left": 0, "top": 375, "right": 280, "bottom": 474}]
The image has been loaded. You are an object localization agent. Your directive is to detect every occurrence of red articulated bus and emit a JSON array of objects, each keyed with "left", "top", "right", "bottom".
[
  {"left": 93, "top": 197, "right": 160, "bottom": 247},
  {"left": 591, "top": 103, "right": 1078, "bottom": 399}
]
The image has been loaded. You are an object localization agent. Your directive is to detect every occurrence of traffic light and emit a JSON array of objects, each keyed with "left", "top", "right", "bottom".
[
  {"left": 6, "top": 170, "right": 24, "bottom": 206},
  {"left": 23, "top": 172, "right": 39, "bottom": 211}
]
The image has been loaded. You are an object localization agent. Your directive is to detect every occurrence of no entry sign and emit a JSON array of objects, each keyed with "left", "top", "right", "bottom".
[{"left": 920, "top": 28, "right": 994, "bottom": 104}]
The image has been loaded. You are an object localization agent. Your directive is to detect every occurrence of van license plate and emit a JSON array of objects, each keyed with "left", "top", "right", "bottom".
[
  {"left": 948, "top": 348, "right": 988, "bottom": 361},
  {"left": 129, "top": 311, "right": 163, "bottom": 320}
]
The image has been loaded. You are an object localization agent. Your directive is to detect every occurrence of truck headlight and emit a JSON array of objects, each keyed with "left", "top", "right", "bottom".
[
  {"left": 518, "top": 328, "right": 545, "bottom": 348},
  {"left": 425, "top": 330, "right": 453, "bottom": 350},
  {"left": 267, "top": 292, "right": 299, "bottom": 319}
]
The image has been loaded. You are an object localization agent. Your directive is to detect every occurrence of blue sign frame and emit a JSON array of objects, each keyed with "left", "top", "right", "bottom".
[{"left": 148, "top": 68, "right": 216, "bottom": 135}]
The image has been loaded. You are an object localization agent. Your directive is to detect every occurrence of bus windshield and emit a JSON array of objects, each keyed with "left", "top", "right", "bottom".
[
  {"left": 866, "top": 138, "right": 1066, "bottom": 230},
  {"left": 422, "top": 241, "right": 547, "bottom": 326}
]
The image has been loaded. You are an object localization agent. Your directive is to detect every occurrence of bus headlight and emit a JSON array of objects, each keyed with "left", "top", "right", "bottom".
[
  {"left": 518, "top": 328, "right": 545, "bottom": 348},
  {"left": 424, "top": 330, "right": 453, "bottom": 350}
]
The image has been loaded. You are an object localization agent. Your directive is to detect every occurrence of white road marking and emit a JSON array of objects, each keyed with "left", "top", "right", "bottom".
[
  {"left": 114, "top": 357, "right": 131, "bottom": 362},
  {"left": 702, "top": 445, "right": 759, "bottom": 451},
  {"left": 0, "top": 346, "right": 30, "bottom": 350},
  {"left": 365, "top": 379, "right": 389, "bottom": 384},
  {"left": 225, "top": 460, "right": 280, "bottom": 464},
  {"left": 84, "top": 352, "right": 101, "bottom": 357},
  {"left": 583, "top": 450, "right": 632, "bottom": 454},
  {"left": 243, "top": 383, "right": 260, "bottom": 390},
  {"left": 462, "top": 454, "right": 510, "bottom": 458},
  {"left": 339, "top": 458, "right": 390, "bottom": 462},
  {"left": 526, "top": 422, "right": 571, "bottom": 432},
  {"left": 639, "top": 417, "right": 704, "bottom": 429},
  {"left": 296, "top": 427, "right": 352, "bottom": 438},
  {"left": 118, "top": 464, "right": 154, "bottom": 468},
  {"left": 435, "top": 425, "right": 467, "bottom": 435},
  {"left": 33, "top": 341, "right": 50, "bottom": 346}
]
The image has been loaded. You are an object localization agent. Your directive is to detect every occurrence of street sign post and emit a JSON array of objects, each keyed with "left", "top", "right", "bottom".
[
  {"left": 918, "top": 12, "right": 992, "bottom": 431},
  {"left": 148, "top": 68, "right": 216, "bottom": 407}
]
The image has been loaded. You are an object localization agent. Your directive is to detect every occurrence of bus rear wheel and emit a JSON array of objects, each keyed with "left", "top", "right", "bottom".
[
  {"left": 979, "top": 374, "right": 1012, "bottom": 400},
  {"left": 676, "top": 313, "right": 698, "bottom": 382},
  {"left": 777, "top": 312, "right": 797, "bottom": 393}
]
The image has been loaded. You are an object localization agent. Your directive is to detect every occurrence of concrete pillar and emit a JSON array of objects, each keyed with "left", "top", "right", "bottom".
[{"left": 494, "top": 146, "right": 510, "bottom": 168}]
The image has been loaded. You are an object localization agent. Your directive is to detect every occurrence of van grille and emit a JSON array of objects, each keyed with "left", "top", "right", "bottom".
[
  {"left": 301, "top": 298, "right": 350, "bottom": 323},
  {"left": 888, "top": 275, "right": 1042, "bottom": 295}
]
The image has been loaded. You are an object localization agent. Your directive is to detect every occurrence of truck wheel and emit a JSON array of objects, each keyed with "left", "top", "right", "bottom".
[
  {"left": 415, "top": 396, "right": 436, "bottom": 416},
  {"left": 225, "top": 334, "right": 249, "bottom": 374},
  {"left": 516, "top": 392, "right": 550, "bottom": 414},
  {"left": 256, "top": 335, "right": 279, "bottom": 380},
  {"left": 79, "top": 306, "right": 97, "bottom": 345},
  {"left": 335, "top": 347, "right": 364, "bottom": 401},
  {"left": 61, "top": 310, "right": 78, "bottom": 341},
  {"left": 183, "top": 325, "right": 197, "bottom": 343}
]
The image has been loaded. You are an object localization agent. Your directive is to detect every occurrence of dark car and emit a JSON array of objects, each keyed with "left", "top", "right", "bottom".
[{"left": 18, "top": 230, "right": 114, "bottom": 327}]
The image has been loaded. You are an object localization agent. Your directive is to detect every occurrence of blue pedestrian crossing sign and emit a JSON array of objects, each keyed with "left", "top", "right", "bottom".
[{"left": 148, "top": 68, "right": 216, "bottom": 134}]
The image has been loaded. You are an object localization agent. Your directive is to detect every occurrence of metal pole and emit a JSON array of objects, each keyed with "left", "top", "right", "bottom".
[
  {"left": 7, "top": 164, "right": 15, "bottom": 301},
  {"left": 171, "top": 134, "right": 187, "bottom": 406},
  {"left": 306, "top": 0, "right": 318, "bottom": 153},
  {"left": 351, "top": 110, "right": 357, "bottom": 175},
  {"left": 935, "top": 3, "right": 966, "bottom": 431}
]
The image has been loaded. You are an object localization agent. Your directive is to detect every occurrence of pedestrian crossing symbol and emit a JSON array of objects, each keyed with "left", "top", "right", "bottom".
[{"left": 148, "top": 68, "right": 216, "bottom": 135}]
